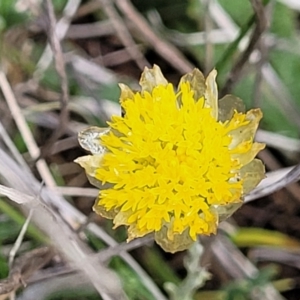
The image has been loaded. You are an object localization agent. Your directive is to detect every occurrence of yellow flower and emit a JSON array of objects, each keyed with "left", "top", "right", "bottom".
[{"left": 75, "top": 65, "right": 265, "bottom": 253}]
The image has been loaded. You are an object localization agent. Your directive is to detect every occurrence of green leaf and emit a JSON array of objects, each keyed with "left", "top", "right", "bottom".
[
  {"left": 0, "top": 0, "right": 28, "bottom": 30},
  {"left": 270, "top": 2, "right": 296, "bottom": 37},
  {"left": 230, "top": 227, "right": 300, "bottom": 249}
]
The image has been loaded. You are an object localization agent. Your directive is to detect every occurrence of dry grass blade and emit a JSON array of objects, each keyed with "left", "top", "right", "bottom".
[
  {"left": 35, "top": 0, "right": 81, "bottom": 78},
  {"left": 0, "top": 140, "right": 166, "bottom": 300},
  {"left": 115, "top": 0, "right": 194, "bottom": 73},
  {"left": 0, "top": 72, "right": 166, "bottom": 298},
  {"left": 96, "top": 235, "right": 154, "bottom": 262},
  {"left": 66, "top": 20, "right": 114, "bottom": 39},
  {"left": 0, "top": 122, "right": 30, "bottom": 171},
  {"left": 53, "top": 186, "right": 98, "bottom": 197},
  {"left": 249, "top": 247, "right": 300, "bottom": 269},
  {"left": 212, "top": 234, "right": 284, "bottom": 300},
  {"left": 0, "top": 70, "right": 55, "bottom": 187},
  {"left": 38, "top": 0, "right": 70, "bottom": 158},
  {"left": 0, "top": 185, "right": 35, "bottom": 204},
  {"left": 245, "top": 165, "right": 300, "bottom": 203},
  {"left": 256, "top": 130, "right": 300, "bottom": 153},
  {"left": 0, "top": 148, "right": 127, "bottom": 300},
  {"left": 257, "top": 148, "right": 300, "bottom": 205},
  {"left": 18, "top": 273, "right": 93, "bottom": 300},
  {"left": 0, "top": 247, "right": 54, "bottom": 297},
  {"left": 86, "top": 221, "right": 168, "bottom": 300},
  {"left": 97, "top": 0, "right": 149, "bottom": 70},
  {"left": 69, "top": 54, "right": 118, "bottom": 85}
]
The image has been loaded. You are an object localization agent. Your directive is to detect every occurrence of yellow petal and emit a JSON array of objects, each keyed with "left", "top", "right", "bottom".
[
  {"left": 78, "top": 126, "right": 109, "bottom": 154},
  {"left": 240, "top": 158, "right": 265, "bottom": 194},
  {"left": 139, "top": 65, "right": 168, "bottom": 93},
  {"left": 218, "top": 94, "right": 245, "bottom": 122},
  {"left": 204, "top": 69, "right": 218, "bottom": 119},
  {"left": 178, "top": 68, "right": 205, "bottom": 101}
]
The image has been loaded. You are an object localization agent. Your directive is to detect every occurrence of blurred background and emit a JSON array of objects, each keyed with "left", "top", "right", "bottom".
[{"left": 1, "top": 0, "right": 300, "bottom": 299}]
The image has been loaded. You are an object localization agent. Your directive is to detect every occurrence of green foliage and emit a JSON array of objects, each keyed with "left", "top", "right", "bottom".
[
  {"left": 233, "top": 73, "right": 299, "bottom": 138},
  {"left": 0, "top": 252, "right": 9, "bottom": 279},
  {"left": 41, "top": 67, "right": 68, "bottom": 92},
  {"left": 13, "top": 131, "right": 29, "bottom": 154},
  {"left": 0, "top": 0, "right": 28, "bottom": 31},
  {"left": 217, "top": 0, "right": 253, "bottom": 27},
  {"left": 52, "top": 0, "right": 68, "bottom": 12},
  {"left": 270, "top": 50, "right": 300, "bottom": 106},
  {"left": 100, "top": 83, "right": 121, "bottom": 103},
  {"left": 132, "top": 0, "right": 196, "bottom": 32},
  {"left": 46, "top": 287, "right": 99, "bottom": 300},
  {"left": 230, "top": 227, "right": 300, "bottom": 249},
  {"left": 0, "top": 215, "right": 22, "bottom": 243},
  {"left": 271, "top": 2, "right": 296, "bottom": 37},
  {"left": 142, "top": 246, "right": 180, "bottom": 286},
  {"left": 0, "top": 199, "right": 47, "bottom": 244},
  {"left": 224, "top": 267, "right": 278, "bottom": 300},
  {"left": 110, "top": 257, "right": 156, "bottom": 300},
  {"left": 87, "top": 232, "right": 155, "bottom": 299},
  {"left": 86, "top": 232, "right": 106, "bottom": 251}
]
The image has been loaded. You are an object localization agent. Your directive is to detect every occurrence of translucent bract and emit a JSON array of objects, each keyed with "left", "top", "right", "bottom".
[{"left": 75, "top": 65, "right": 265, "bottom": 253}]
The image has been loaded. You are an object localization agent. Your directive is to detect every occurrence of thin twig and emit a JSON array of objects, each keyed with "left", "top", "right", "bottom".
[
  {"left": 38, "top": 0, "right": 69, "bottom": 158},
  {"left": 0, "top": 121, "right": 30, "bottom": 172},
  {"left": 9, "top": 209, "right": 34, "bottom": 268},
  {"left": 203, "top": 0, "right": 214, "bottom": 74},
  {"left": 52, "top": 186, "right": 98, "bottom": 197},
  {"left": 66, "top": 20, "right": 114, "bottom": 39},
  {"left": 18, "top": 236, "right": 154, "bottom": 284},
  {"left": 115, "top": 0, "right": 194, "bottom": 74},
  {"left": 96, "top": 235, "right": 154, "bottom": 262},
  {"left": 0, "top": 112, "right": 161, "bottom": 298},
  {"left": 252, "top": 1, "right": 274, "bottom": 107},
  {"left": 252, "top": 44, "right": 265, "bottom": 107},
  {"left": 8, "top": 209, "right": 34, "bottom": 300},
  {"left": 0, "top": 70, "right": 56, "bottom": 187},
  {"left": 0, "top": 149, "right": 127, "bottom": 300},
  {"left": 221, "top": 0, "right": 267, "bottom": 96},
  {"left": 97, "top": 0, "right": 149, "bottom": 70},
  {"left": 34, "top": 0, "right": 81, "bottom": 78}
]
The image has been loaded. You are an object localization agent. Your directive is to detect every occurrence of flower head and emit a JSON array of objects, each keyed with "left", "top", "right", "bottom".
[{"left": 75, "top": 65, "right": 265, "bottom": 252}]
